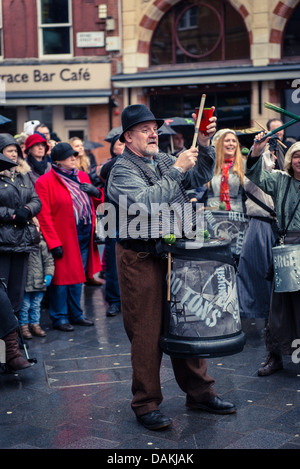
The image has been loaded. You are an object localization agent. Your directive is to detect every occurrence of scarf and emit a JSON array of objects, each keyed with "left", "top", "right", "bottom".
[
  {"left": 52, "top": 164, "right": 92, "bottom": 225},
  {"left": 27, "top": 153, "right": 48, "bottom": 176},
  {"left": 220, "top": 158, "right": 234, "bottom": 211}
]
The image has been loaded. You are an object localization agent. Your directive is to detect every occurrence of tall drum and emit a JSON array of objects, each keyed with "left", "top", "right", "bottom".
[
  {"left": 204, "top": 210, "right": 249, "bottom": 258},
  {"left": 160, "top": 238, "right": 246, "bottom": 358}
]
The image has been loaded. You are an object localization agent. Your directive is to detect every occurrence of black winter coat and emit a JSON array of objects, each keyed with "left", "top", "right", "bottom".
[{"left": 0, "top": 158, "right": 42, "bottom": 253}]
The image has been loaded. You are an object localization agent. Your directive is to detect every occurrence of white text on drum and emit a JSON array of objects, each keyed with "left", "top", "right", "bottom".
[{"left": 273, "top": 252, "right": 296, "bottom": 268}]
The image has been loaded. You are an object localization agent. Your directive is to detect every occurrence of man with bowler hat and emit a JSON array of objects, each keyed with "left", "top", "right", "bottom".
[{"left": 107, "top": 104, "right": 236, "bottom": 430}]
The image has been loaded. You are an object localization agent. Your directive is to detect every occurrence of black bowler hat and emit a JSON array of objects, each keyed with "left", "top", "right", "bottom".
[
  {"left": 51, "top": 142, "right": 78, "bottom": 161},
  {"left": 0, "top": 152, "right": 18, "bottom": 171},
  {"left": 119, "top": 104, "right": 164, "bottom": 142}
]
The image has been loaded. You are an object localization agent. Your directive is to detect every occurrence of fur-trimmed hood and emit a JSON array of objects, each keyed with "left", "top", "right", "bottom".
[{"left": 14, "top": 157, "right": 31, "bottom": 175}]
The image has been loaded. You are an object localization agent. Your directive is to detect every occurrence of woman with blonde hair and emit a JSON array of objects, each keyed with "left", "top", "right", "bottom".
[
  {"left": 207, "top": 129, "right": 245, "bottom": 212},
  {"left": 69, "top": 136, "right": 91, "bottom": 173}
]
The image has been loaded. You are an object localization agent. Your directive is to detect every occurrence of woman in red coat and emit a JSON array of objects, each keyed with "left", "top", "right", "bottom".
[{"left": 35, "top": 143, "right": 104, "bottom": 331}]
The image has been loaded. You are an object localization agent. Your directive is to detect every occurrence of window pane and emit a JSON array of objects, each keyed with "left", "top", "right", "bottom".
[
  {"left": 283, "top": 3, "right": 300, "bottom": 56},
  {"left": 151, "top": 0, "right": 250, "bottom": 65},
  {"left": 151, "top": 13, "right": 173, "bottom": 66},
  {"left": 41, "top": 0, "right": 69, "bottom": 24},
  {"left": 43, "top": 27, "right": 70, "bottom": 54},
  {"left": 176, "top": 5, "right": 221, "bottom": 63},
  {"left": 64, "top": 106, "right": 88, "bottom": 120},
  {"left": 224, "top": 4, "right": 250, "bottom": 60}
]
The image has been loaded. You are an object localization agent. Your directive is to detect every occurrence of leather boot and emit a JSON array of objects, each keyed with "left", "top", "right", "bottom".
[
  {"left": 30, "top": 324, "right": 46, "bottom": 337},
  {"left": 21, "top": 324, "right": 32, "bottom": 340},
  {"left": 257, "top": 352, "right": 283, "bottom": 376},
  {"left": 3, "top": 329, "right": 31, "bottom": 370}
]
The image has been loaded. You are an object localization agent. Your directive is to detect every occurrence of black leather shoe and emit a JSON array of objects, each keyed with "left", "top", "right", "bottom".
[
  {"left": 73, "top": 318, "right": 94, "bottom": 326},
  {"left": 186, "top": 396, "right": 236, "bottom": 414},
  {"left": 106, "top": 304, "right": 120, "bottom": 317},
  {"left": 136, "top": 410, "right": 172, "bottom": 430},
  {"left": 55, "top": 323, "right": 74, "bottom": 332}
]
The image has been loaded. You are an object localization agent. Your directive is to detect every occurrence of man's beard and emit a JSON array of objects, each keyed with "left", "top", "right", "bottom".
[{"left": 145, "top": 144, "right": 159, "bottom": 157}]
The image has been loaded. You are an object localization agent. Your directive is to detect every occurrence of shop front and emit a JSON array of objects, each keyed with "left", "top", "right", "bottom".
[{"left": 0, "top": 61, "right": 113, "bottom": 161}]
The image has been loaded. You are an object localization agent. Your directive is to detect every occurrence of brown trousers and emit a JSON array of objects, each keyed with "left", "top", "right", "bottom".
[{"left": 116, "top": 243, "right": 216, "bottom": 416}]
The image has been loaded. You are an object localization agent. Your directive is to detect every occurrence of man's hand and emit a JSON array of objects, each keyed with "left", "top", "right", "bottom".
[
  {"left": 173, "top": 147, "right": 199, "bottom": 173},
  {"left": 192, "top": 106, "right": 217, "bottom": 147},
  {"left": 252, "top": 131, "right": 270, "bottom": 157}
]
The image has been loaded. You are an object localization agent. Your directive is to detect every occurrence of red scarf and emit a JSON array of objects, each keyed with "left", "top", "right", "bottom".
[{"left": 220, "top": 159, "right": 234, "bottom": 211}]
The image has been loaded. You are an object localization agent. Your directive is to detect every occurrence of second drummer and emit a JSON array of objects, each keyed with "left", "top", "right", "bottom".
[{"left": 246, "top": 136, "right": 300, "bottom": 376}]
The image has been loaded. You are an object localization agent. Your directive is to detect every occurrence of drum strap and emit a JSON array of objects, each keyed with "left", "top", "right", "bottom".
[{"left": 245, "top": 191, "right": 276, "bottom": 218}]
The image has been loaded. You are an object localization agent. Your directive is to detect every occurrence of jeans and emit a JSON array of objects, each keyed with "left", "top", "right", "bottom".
[
  {"left": 49, "top": 222, "right": 92, "bottom": 327},
  {"left": 104, "top": 236, "right": 120, "bottom": 306},
  {"left": 19, "top": 291, "right": 45, "bottom": 326}
]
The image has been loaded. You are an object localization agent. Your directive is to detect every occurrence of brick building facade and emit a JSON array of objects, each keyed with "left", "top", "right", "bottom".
[{"left": 0, "top": 0, "right": 300, "bottom": 162}]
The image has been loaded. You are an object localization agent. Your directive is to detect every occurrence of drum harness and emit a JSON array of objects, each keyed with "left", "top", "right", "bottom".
[{"left": 246, "top": 178, "right": 300, "bottom": 246}]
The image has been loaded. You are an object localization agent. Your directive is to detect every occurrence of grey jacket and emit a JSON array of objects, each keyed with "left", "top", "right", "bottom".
[
  {"left": 25, "top": 235, "right": 55, "bottom": 292},
  {"left": 108, "top": 145, "right": 215, "bottom": 208},
  {"left": 246, "top": 155, "right": 300, "bottom": 231},
  {"left": 107, "top": 144, "right": 216, "bottom": 238}
]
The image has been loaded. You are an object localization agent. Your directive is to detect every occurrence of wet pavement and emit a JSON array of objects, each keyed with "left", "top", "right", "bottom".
[{"left": 1, "top": 283, "right": 300, "bottom": 451}]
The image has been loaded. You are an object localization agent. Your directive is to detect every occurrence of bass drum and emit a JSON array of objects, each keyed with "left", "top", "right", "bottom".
[{"left": 160, "top": 237, "right": 246, "bottom": 358}]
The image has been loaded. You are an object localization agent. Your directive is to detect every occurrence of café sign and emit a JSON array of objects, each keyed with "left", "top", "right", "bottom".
[{"left": 0, "top": 63, "right": 111, "bottom": 92}]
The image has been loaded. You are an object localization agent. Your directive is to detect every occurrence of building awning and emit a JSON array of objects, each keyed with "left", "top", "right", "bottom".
[
  {"left": 111, "top": 63, "right": 300, "bottom": 88},
  {"left": 2, "top": 89, "right": 112, "bottom": 106}
]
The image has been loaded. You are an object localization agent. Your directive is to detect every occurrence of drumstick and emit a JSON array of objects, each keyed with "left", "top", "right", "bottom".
[
  {"left": 264, "top": 102, "right": 300, "bottom": 122},
  {"left": 167, "top": 252, "right": 171, "bottom": 301},
  {"left": 254, "top": 120, "right": 287, "bottom": 149},
  {"left": 192, "top": 94, "right": 206, "bottom": 147},
  {"left": 254, "top": 119, "right": 298, "bottom": 143}
]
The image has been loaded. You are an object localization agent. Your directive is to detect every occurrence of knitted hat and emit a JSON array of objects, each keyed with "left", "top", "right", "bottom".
[{"left": 25, "top": 133, "right": 50, "bottom": 154}]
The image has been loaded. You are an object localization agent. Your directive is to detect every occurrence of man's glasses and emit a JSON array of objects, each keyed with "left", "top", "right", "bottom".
[{"left": 131, "top": 128, "right": 158, "bottom": 136}]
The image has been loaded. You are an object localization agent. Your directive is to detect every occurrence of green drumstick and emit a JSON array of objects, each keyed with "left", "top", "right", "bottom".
[
  {"left": 254, "top": 118, "right": 298, "bottom": 142},
  {"left": 264, "top": 102, "right": 300, "bottom": 122}
]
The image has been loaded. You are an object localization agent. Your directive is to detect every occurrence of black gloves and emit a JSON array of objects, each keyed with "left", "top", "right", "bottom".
[
  {"left": 80, "top": 183, "right": 100, "bottom": 198},
  {"left": 51, "top": 246, "right": 64, "bottom": 259},
  {"left": 13, "top": 207, "right": 31, "bottom": 225}
]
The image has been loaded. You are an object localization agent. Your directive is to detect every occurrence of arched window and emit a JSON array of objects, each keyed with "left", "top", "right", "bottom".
[
  {"left": 151, "top": 0, "right": 250, "bottom": 66},
  {"left": 283, "top": 2, "right": 300, "bottom": 58}
]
